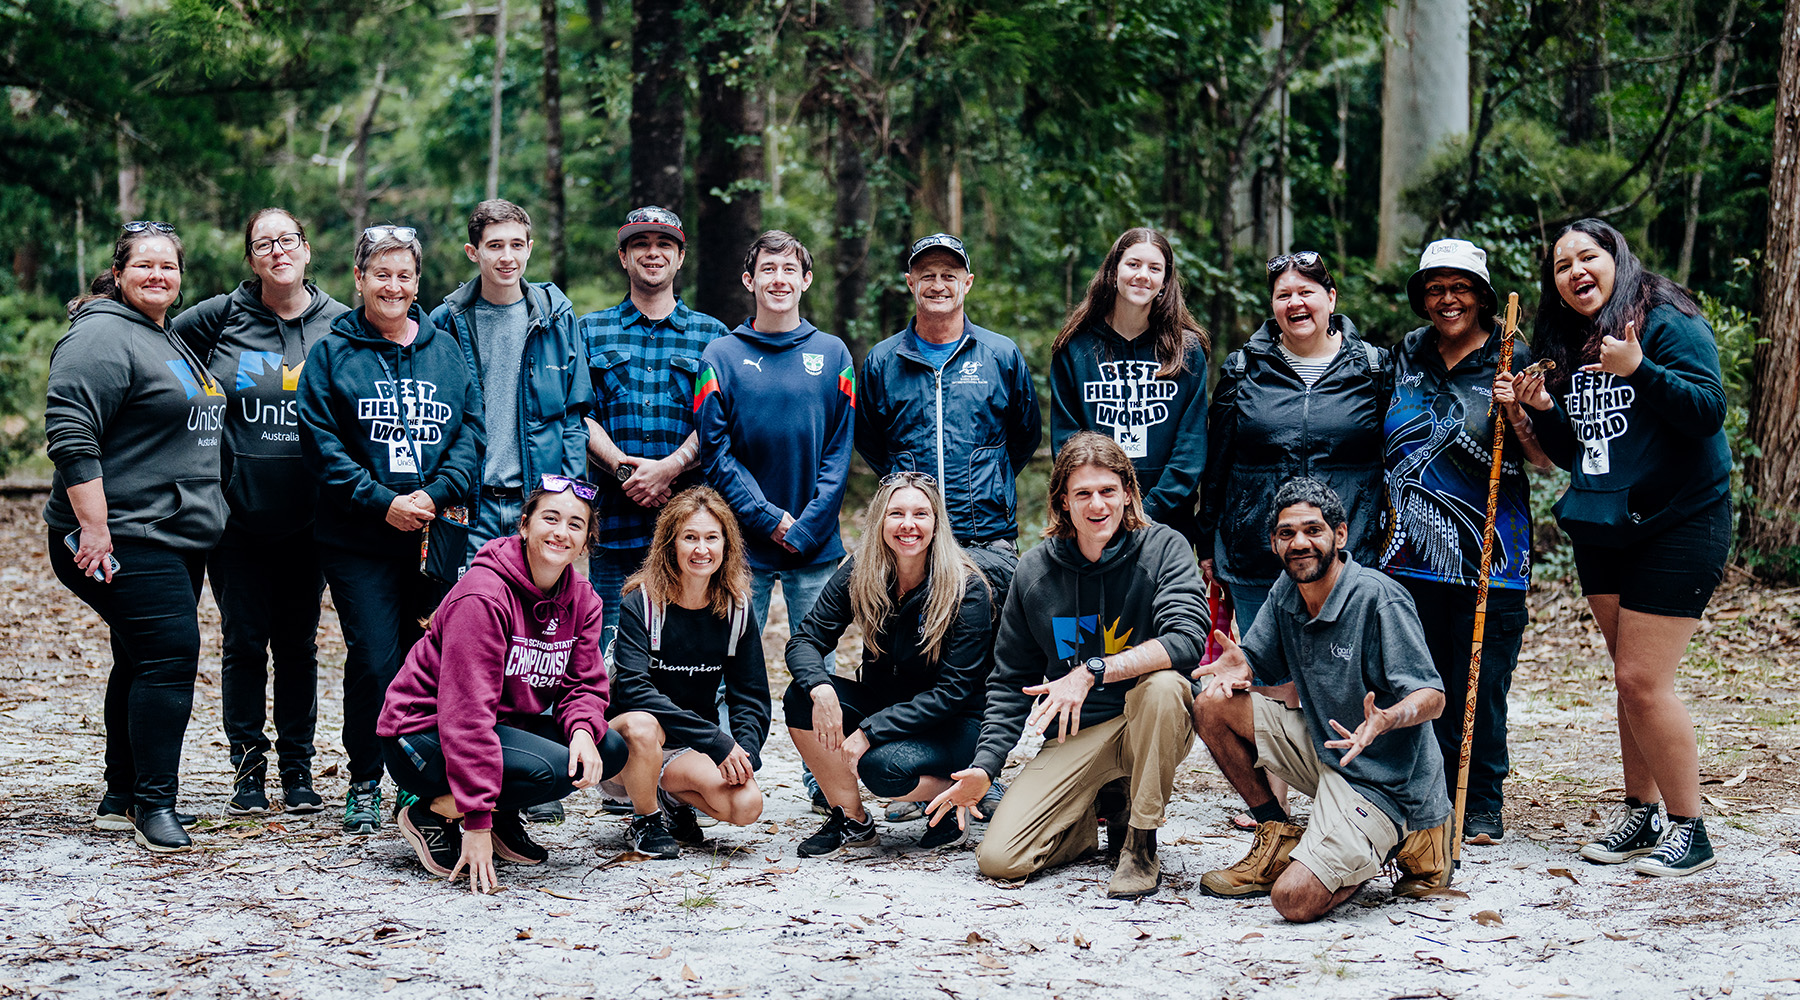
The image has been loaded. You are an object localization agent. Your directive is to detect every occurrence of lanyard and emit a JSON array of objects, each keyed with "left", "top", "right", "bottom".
[{"left": 373, "top": 347, "right": 423, "bottom": 477}]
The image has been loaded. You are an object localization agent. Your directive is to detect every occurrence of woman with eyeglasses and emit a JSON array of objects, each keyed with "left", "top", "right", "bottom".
[
  {"left": 47, "top": 221, "right": 227, "bottom": 852},
  {"left": 602, "top": 486, "right": 770, "bottom": 859},
  {"left": 298, "top": 224, "right": 484, "bottom": 836},
  {"left": 1198, "top": 251, "right": 1389, "bottom": 829},
  {"left": 784, "top": 472, "right": 996, "bottom": 857},
  {"left": 171, "top": 209, "right": 349, "bottom": 818},
  {"left": 380, "top": 475, "right": 627, "bottom": 892}
]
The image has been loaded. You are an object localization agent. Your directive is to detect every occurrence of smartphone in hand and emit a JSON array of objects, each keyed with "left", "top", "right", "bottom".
[{"left": 64, "top": 530, "right": 121, "bottom": 583}]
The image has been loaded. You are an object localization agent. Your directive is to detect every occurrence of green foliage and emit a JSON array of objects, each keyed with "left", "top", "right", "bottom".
[{"left": 0, "top": 294, "right": 66, "bottom": 473}]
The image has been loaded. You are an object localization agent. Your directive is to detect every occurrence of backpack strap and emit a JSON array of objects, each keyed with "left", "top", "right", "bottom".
[
  {"left": 725, "top": 599, "right": 749, "bottom": 657},
  {"left": 1361, "top": 340, "right": 1382, "bottom": 371},
  {"left": 647, "top": 597, "right": 666, "bottom": 653}
]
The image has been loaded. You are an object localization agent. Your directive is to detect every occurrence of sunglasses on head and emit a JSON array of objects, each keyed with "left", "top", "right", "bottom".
[
  {"left": 540, "top": 474, "right": 598, "bottom": 501},
  {"left": 362, "top": 225, "right": 418, "bottom": 244},
  {"left": 1266, "top": 250, "right": 1323, "bottom": 273},
  {"left": 880, "top": 470, "right": 939, "bottom": 489},
  {"left": 123, "top": 221, "right": 177, "bottom": 235}
]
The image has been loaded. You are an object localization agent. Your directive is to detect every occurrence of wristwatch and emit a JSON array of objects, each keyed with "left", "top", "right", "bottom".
[
  {"left": 1084, "top": 656, "right": 1108, "bottom": 689},
  {"left": 614, "top": 460, "right": 635, "bottom": 482}
]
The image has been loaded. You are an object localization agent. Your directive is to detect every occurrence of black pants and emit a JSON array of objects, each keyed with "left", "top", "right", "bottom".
[
  {"left": 1400, "top": 577, "right": 1528, "bottom": 815},
  {"left": 319, "top": 544, "right": 445, "bottom": 784},
  {"left": 783, "top": 676, "right": 981, "bottom": 798},
  {"left": 49, "top": 531, "right": 205, "bottom": 809},
  {"left": 210, "top": 527, "right": 325, "bottom": 777},
  {"left": 383, "top": 715, "right": 629, "bottom": 811}
]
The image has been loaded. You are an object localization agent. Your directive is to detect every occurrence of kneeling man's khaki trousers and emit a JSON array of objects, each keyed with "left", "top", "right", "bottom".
[{"left": 976, "top": 669, "right": 1195, "bottom": 880}]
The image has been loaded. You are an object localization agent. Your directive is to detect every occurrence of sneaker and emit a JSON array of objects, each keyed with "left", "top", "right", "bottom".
[
  {"left": 397, "top": 802, "right": 461, "bottom": 876},
  {"left": 228, "top": 772, "right": 269, "bottom": 816},
  {"left": 1579, "top": 801, "right": 1664, "bottom": 864},
  {"left": 1633, "top": 817, "right": 1716, "bottom": 877},
  {"left": 342, "top": 779, "right": 382, "bottom": 835},
  {"left": 600, "top": 796, "right": 635, "bottom": 816},
  {"left": 886, "top": 800, "right": 925, "bottom": 823},
  {"left": 95, "top": 792, "right": 134, "bottom": 832},
  {"left": 1393, "top": 821, "right": 1455, "bottom": 898},
  {"left": 918, "top": 813, "right": 968, "bottom": 850},
  {"left": 627, "top": 811, "right": 681, "bottom": 859},
  {"left": 975, "top": 782, "right": 1007, "bottom": 824},
  {"left": 490, "top": 809, "right": 549, "bottom": 865},
  {"left": 281, "top": 772, "right": 324, "bottom": 814},
  {"left": 133, "top": 806, "right": 193, "bottom": 854},
  {"left": 1200, "top": 820, "right": 1305, "bottom": 898},
  {"left": 392, "top": 788, "right": 420, "bottom": 819},
  {"left": 1463, "top": 810, "right": 1504, "bottom": 844},
  {"left": 524, "top": 799, "right": 565, "bottom": 824},
  {"left": 666, "top": 802, "right": 708, "bottom": 846},
  {"left": 797, "top": 806, "right": 878, "bottom": 859}
]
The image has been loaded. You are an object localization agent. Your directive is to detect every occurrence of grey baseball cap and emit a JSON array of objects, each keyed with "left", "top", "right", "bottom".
[{"left": 907, "top": 233, "right": 969, "bottom": 270}]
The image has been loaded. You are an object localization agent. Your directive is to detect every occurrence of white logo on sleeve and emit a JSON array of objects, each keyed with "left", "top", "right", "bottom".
[
  {"left": 1565, "top": 370, "right": 1635, "bottom": 475},
  {"left": 1082, "top": 360, "right": 1177, "bottom": 459},
  {"left": 803, "top": 353, "right": 824, "bottom": 376}
]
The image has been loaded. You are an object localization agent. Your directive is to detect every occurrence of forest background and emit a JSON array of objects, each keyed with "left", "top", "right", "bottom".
[{"left": 1, "top": 0, "right": 1797, "bottom": 574}]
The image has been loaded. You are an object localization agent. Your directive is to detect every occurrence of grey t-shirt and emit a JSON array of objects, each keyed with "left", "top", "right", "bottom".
[
  {"left": 1241, "top": 554, "right": 1450, "bottom": 832},
  {"left": 471, "top": 297, "right": 529, "bottom": 488}
]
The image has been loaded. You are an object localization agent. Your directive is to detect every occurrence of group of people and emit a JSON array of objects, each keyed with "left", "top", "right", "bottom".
[{"left": 43, "top": 197, "right": 1732, "bottom": 922}]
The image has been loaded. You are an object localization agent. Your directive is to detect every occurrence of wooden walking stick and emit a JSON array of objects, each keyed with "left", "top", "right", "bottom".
[{"left": 1452, "top": 292, "right": 1520, "bottom": 865}]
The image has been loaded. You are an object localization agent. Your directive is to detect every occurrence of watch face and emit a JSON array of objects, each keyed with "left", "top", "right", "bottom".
[{"left": 615, "top": 463, "right": 633, "bottom": 482}]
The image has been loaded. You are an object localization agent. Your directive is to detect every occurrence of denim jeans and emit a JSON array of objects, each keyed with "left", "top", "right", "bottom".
[
  {"left": 210, "top": 526, "right": 324, "bottom": 777},
  {"left": 782, "top": 675, "right": 980, "bottom": 798},
  {"left": 591, "top": 543, "right": 651, "bottom": 649},
  {"left": 467, "top": 493, "right": 523, "bottom": 566},
  {"left": 49, "top": 532, "right": 205, "bottom": 809},
  {"left": 752, "top": 559, "right": 839, "bottom": 673},
  {"left": 384, "top": 714, "right": 628, "bottom": 811}
]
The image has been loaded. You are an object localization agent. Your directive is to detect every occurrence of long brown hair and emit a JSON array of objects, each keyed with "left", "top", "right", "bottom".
[
  {"left": 848, "top": 476, "right": 986, "bottom": 664},
  {"left": 623, "top": 487, "right": 751, "bottom": 618},
  {"left": 1052, "top": 227, "right": 1210, "bottom": 377},
  {"left": 1043, "top": 432, "right": 1149, "bottom": 540}
]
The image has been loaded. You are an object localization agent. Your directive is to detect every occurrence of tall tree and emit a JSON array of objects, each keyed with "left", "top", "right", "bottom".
[
  {"left": 628, "top": 0, "right": 686, "bottom": 210},
  {"left": 832, "top": 0, "right": 874, "bottom": 349},
  {"left": 488, "top": 0, "right": 509, "bottom": 199},
  {"left": 1376, "top": 0, "right": 1470, "bottom": 267},
  {"left": 346, "top": 62, "right": 389, "bottom": 240},
  {"left": 694, "top": 0, "right": 764, "bottom": 324},
  {"left": 1744, "top": 0, "right": 1800, "bottom": 574},
  {"left": 542, "top": 0, "right": 568, "bottom": 287}
]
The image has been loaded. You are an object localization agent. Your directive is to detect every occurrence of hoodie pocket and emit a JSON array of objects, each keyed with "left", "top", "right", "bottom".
[
  {"left": 145, "top": 478, "right": 226, "bottom": 547},
  {"left": 224, "top": 454, "right": 318, "bottom": 534},
  {"left": 967, "top": 444, "right": 1015, "bottom": 527}
]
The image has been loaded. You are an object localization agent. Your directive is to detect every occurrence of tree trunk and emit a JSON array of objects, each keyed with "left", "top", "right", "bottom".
[
  {"left": 542, "top": 0, "right": 568, "bottom": 287},
  {"left": 1677, "top": 0, "right": 1737, "bottom": 286},
  {"left": 1744, "top": 0, "right": 1800, "bottom": 574},
  {"left": 833, "top": 0, "right": 874, "bottom": 352},
  {"left": 116, "top": 129, "right": 143, "bottom": 221},
  {"left": 694, "top": 1, "right": 764, "bottom": 326},
  {"left": 1376, "top": 0, "right": 1470, "bottom": 267},
  {"left": 348, "top": 62, "right": 389, "bottom": 242},
  {"left": 1561, "top": 0, "right": 1607, "bottom": 145},
  {"left": 629, "top": 0, "right": 686, "bottom": 210},
  {"left": 488, "top": 0, "right": 509, "bottom": 200}
]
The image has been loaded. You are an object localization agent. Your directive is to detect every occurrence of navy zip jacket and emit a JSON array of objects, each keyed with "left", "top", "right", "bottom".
[
  {"left": 696, "top": 318, "right": 854, "bottom": 571},
  {"left": 298, "top": 304, "right": 485, "bottom": 556},
  {"left": 1200, "top": 315, "right": 1390, "bottom": 587},
  {"left": 429, "top": 279, "right": 592, "bottom": 488},
  {"left": 854, "top": 318, "right": 1042, "bottom": 543},
  {"left": 174, "top": 281, "right": 350, "bottom": 535}
]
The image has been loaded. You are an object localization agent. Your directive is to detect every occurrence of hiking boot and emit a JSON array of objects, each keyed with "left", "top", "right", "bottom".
[
  {"left": 918, "top": 813, "right": 968, "bottom": 850},
  {"left": 398, "top": 802, "right": 460, "bottom": 876},
  {"left": 95, "top": 792, "right": 135, "bottom": 832},
  {"left": 1200, "top": 820, "right": 1304, "bottom": 898},
  {"left": 665, "top": 802, "right": 708, "bottom": 847},
  {"left": 1463, "top": 810, "right": 1504, "bottom": 844},
  {"left": 1108, "top": 826, "right": 1161, "bottom": 899},
  {"left": 281, "top": 771, "right": 324, "bottom": 814},
  {"left": 797, "top": 806, "right": 878, "bottom": 859},
  {"left": 1579, "top": 801, "right": 1664, "bottom": 864},
  {"left": 627, "top": 811, "right": 681, "bottom": 859},
  {"left": 1096, "top": 777, "right": 1129, "bottom": 860},
  {"left": 342, "top": 779, "right": 382, "bottom": 835},
  {"left": 524, "top": 799, "right": 565, "bottom": 824},
  {"left": 491, "top": 809, "right": 549, "bottom": 865},
  {"left": 1394, "top": 821, "right": 1455, "bottom": 898},
  {"left": 228, "top": 770, "right": 269, "bottom": 816},
  {"left": 133, "top": 806, "right": 193, "bottom": 854},
  {"left": 1633, "top": 816, "right": 1716, "bottom": 877}
]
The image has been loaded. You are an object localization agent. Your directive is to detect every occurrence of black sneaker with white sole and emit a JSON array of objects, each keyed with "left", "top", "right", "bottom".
[
  {"left": 491, "top": 809, "right": 549, "bottom": 864},
  {"left": 228, "top": 772, "right": 269, "bottom": 816},
  {"left": 1579, "top": 801, "right": 1664, "bottom": 864},
  {"left": 665, "top": 802, "right": 708, "bottom": 846},
  {"left": 398, "top": 802, "right": 461, "bottom": 876},
  {"left": 917, "top": 813, "right": 968, "bottom": 850},
  {"left": 281, "top": 772, "right": 324, "bottom": 814},
  {"left": 1633, "top": 817, "right": 1716, "bottom": 877},
  {"left": 1463, "top": 810, "right": 1504, "bottom": 844},
  {"left": 797, "top": 806, "right": 878, "bottom": 859},
  {"left": 627, "top": 811, "right": 681, "bottom": 859}
]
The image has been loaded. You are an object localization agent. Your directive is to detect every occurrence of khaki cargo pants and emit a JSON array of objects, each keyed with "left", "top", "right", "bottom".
[{"left": 976, "top": 669, "right": 1195, "bottom": 880}]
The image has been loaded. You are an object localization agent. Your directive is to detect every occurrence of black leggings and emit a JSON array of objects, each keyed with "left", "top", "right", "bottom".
[
  {"left": 783, "top": 676, "right": 980, "bottom": 798},
  {"left": 49, "top": 532, "right": 205, "bottom": 809},
  {"left": 384, "top": 715, "right": 628, "bottom": 812}
]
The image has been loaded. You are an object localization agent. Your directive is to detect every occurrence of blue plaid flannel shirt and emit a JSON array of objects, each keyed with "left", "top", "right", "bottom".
[{"left": 579, "top": 296, "right": 730, "bottom": 550}]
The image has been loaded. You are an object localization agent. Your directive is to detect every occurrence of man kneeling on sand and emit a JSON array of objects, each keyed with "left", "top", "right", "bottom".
[{"left": 1192, "top": 477, "right": 1454, "bottom": 922}]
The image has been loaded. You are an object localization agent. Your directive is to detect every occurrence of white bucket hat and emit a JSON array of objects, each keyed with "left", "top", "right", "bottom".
[{"left": 1407, "top": 239, "right": 1498, "bottom": 319}]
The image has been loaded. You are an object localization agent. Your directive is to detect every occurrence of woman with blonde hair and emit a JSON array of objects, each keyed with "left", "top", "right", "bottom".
[
  {"left": 785, "top": 472, "right": 996, "bottom": 857},
  {"left": 604, "top": 487, "right": 771, "bottom": 858}
]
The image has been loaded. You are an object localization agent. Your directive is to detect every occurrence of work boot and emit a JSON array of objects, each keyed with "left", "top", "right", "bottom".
[
  {"left": 1200, "top": 820, "right": 1304, "bottom": 898},
  {"left": 1393, "top": 820, "right": 1455, "bottom": 898},
  {"left": 1107, "top": 826, "right": 1162, "bottom": 899}
]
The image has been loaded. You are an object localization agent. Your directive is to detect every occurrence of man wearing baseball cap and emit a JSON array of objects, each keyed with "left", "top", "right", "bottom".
[{"left": 579, "top": 206, "right": 731, "bottom": 639}]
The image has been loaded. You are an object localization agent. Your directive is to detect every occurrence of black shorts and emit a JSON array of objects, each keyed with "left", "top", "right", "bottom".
[{"left": 1572, "top": 500, "right": 1731, "bottom": 619}]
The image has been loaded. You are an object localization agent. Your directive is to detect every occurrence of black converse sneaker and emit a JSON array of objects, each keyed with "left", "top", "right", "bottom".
[
  {"left": 797, "top": 806, "right": 879, "bottom": 859},
  {"left": 1579, "top": 801, "right": 1664, "bottom": 864},
  {"left": 1633, "top": 816, "right": 1716, "bottom": 877}
]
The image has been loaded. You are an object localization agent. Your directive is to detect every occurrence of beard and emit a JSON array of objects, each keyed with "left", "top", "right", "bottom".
[{"left": 1282, "top": 540, "right": 1338, "bottom": 584}]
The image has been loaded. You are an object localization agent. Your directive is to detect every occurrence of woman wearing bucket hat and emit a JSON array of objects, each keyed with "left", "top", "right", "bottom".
[{"left": 1380, "top": 239, "right": 1551, "bottom": 846}]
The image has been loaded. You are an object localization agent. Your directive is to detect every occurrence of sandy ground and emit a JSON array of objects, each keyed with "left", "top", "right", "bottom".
[{"left": 3, "top": 493, "right": 1800, "bottom": 1000}]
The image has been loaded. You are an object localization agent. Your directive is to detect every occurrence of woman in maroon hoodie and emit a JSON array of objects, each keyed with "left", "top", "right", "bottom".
[{"left": 378, "top": 475, "right": 627, "bottom": 891}]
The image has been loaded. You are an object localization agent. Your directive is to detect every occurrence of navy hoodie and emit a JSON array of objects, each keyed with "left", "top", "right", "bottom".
[
  {"left": 297, "top": 304, "right": 485, "bottom": 556},
  {"left": 696, "top": 318, "right": 855, "bottom": 570}
]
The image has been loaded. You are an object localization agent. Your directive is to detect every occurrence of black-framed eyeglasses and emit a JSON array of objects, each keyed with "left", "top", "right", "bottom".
[
  {"left": 250, "top": 232, "right": 305, "bottom": 257},
  {"left": 540, "top": 473, "right": 599, "bottom": 501},
  {"left": 880, "top": 471, "right": 939, "bottom": 489},
  {"left": 1266, "top": 250, "right": 1323, "bottom": 273},
  {"left": 123, "top": 221, "right": 177, "bottom": 235},
  {"left": 1422, "top": 281, "right": 1477, "bottom": 299},
  {"left": 362, "top": 225, "right": 418, "bottom": 244}
]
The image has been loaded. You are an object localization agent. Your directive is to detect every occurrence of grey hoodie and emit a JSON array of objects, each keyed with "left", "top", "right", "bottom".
[{"left": 45, "top": 298, "right": 227, "bottom": 551}]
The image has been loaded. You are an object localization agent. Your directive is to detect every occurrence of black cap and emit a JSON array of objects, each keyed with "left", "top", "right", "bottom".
[
  {"left": 618, "top": 205, "right": 686, "bottom": 248},
  {"left": 907, "top": 233, "right": 969, "bottom": 270}
]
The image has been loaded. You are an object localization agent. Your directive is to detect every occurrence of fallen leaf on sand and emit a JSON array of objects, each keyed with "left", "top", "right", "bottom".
[
  {"left": 1547, "top": 868, "right": 1579, "bottom": 885},
  {"left": 1132, "top": 927, "right": 1152, "bottom": 940},
  {"left": 537, "top": 888, "right": 590, "bottom": 902},
  {"left": 1419, "top": 887, "right": 1470, "bottom": 899},
  {"left": 1603, "top": 931, "right": 1640, "bottom": 941},
  {"left": 1072, "top": 932, "right": 1091, "bottom": 949},
  {"left": 516, "top": 928, "right": 532, "bottom": 940},
  {"left": 1472, "top": 911, "right": 1503, "bottom": 927},
  {"left": 1236, "top": 932, "right": 1264, "bottom": 943},
  {"left": 651, "top": 946, "right": 672, "bottom": 959},
  {"left": 965, "top": 932, "right": 985, "bottom": 944},
  {"left": 380, "top": 980, "right": 397, "bottom": 992},
  {"left": 1722, "top": 768, "right": 1749, "bottom": 788},
  {"left": 681, "top": 964, "right": 700, "bottom": 982},
  {"left": 976, "top": 955, "right": 1006, "bottom": 969}
]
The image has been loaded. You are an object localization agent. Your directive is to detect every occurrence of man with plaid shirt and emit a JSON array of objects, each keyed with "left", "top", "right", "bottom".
[{"left": 581, "top": 206, "right": 730, "bottom": 636}]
